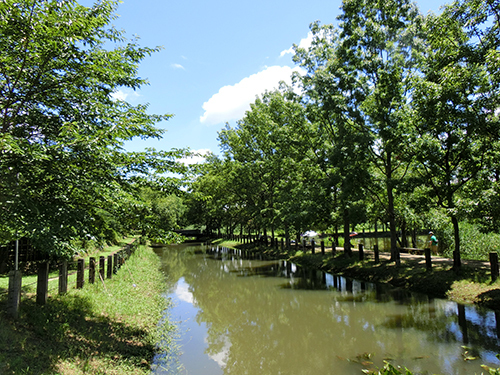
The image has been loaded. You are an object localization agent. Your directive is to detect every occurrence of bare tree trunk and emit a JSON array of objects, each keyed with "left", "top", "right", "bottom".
[
  {"left": 400, "top": 220, "right": 408, "bottom": 248},
  {"left": 343, "top": 208, "right": 352, "bottom": 257},
  {"left": 386, "top": 155, "right": 399, "bottom": 264},
  {"left": 452, "top": 215, "right": 461, "bottom": 270}
]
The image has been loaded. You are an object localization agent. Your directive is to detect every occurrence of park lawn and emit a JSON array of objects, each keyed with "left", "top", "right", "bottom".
[{"left": 0, "top": 243, "right": 176, "bottom": 375}]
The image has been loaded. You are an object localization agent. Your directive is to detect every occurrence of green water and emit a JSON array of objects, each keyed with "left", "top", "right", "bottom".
[{"left": 152, "top": 244, "right": 500, "bottom": 375}]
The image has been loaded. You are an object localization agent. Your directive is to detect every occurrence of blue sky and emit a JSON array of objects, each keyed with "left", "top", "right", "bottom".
[{"left": 105, "top": 0, "right": 450, "bottom": 163}]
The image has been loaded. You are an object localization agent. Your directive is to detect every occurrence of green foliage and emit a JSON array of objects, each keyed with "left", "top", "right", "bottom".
[
  {"left": 149, "top": 230, "right": 186, "bottom": 245},
  {"left": 363, "top": 361, "right": 413, "bottom": 375},
  {"left": 196, "top": 90, "right": 324, "bottom": 237},
  {"left": 452, "top": 223, "right": 500, "bottom": 261},
  {"left": 0, "top": 0, "right": 182, "bottom": 256},
  {"left": 186, "top": 0, "right": 500, "bottom": 265}
]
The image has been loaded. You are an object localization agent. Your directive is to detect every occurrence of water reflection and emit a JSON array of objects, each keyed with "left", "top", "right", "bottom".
[{"left": 152, "top": 244, "right": 500, "bottom": 375}]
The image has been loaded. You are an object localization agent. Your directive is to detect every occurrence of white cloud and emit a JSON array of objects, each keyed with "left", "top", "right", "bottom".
[
  {"left": 199, "top": 65, "right": 302, "bottom": 125},
  {"left": 111, "top": 90, "right": 129, "bottom": 101},
  {"left": 180, "top": 149, "right": 211, "bottom": 165},
  {"left": 280, "top": 31, "right": 315, "bottom": 57},
  {"left": 175, "top": 281, "right": 194, "bottom": 304},
  {"left": 207, "top": 335, "right": 231, "bottom": 368},
  {"left": 171, "top": 63, "right": 185, "bottom": 70},
  {"left": 111, "top": 88, "right": 140, "bottom": 102}
]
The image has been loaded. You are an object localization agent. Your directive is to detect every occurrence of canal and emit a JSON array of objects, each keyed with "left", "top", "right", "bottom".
[{"left": 152, "top": 243, "right": 500, "bottom": 374}]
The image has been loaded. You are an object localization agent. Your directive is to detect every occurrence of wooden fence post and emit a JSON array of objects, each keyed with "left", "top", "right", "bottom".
[
  {"left": 7, "top": 270, "right": 22, "bottom": 319},
  {"left": 89, "top": 257, "right": 96, "bottom": 284},
  {"left": 359, "top": 244, "right": 364, "bottom": 261},
  {"left": 36, "top": 261, "right": 49, "bottom": 305},
  {"left": 490, "top": 252, "right": 499, "bottom": 282},
  {"left": 107, "top": 255, "right": 113, "bottom": 279},
  {"left": 374, "top": 245, "right": 379, "bottom": 264},
  {"left": 311, "top": 239, "right": 315, "bottom": 254},
  {"left": 59, "top": 261, "right": 68, "bottom": 295},
  {"left": 77, "top": 259, "right": 85, "bottom": 289},
  {"left": 113, "top": 253, "right": 118, "bottom": 274},
  {"left": 321, "top": 241, "right": 325, "bottom": 255},
  {"left": 425, "top": 248, "right": 432, "bottom": 270},
  {"left": 99, "top": 256, "right": 105, "bottom": 281}
]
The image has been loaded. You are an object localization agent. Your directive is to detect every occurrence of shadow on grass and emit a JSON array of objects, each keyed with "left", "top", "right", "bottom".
[
  {"left": 0, "top": 294, "right": 153, "bottom": 374},
  {"left": 477, "top": 289, "right": 500, "bottom": 311}
]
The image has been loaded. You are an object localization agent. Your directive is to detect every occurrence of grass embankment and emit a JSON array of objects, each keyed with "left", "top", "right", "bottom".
[
  {"left": 212, "top": 239, "right": 500, "bottom": 310},
  {"left": 0, "top": 238, "right": 139, "bottom": 296},
  {"left": 0, "top": 243, "right": 174, "bottom": 375}
]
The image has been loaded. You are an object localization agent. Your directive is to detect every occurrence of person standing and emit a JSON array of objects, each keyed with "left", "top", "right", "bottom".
[{"left": 429, "top": 231, "right": 438, "bottom": 254}]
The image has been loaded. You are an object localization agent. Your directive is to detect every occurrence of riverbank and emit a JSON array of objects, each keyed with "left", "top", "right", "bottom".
[
  {"left": 213, "top": 239, "right": 500, "bottom": 311},
  {"left": 0, "top": 244, "right": 173, "bottom": 374}
]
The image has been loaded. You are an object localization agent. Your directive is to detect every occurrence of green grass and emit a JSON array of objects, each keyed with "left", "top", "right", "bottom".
[
  {"left": 0, "top": 243, "right": 175, "bottom": 375},
  {"left": 0, "top": 237, "right": 138, "bottom": 296}
]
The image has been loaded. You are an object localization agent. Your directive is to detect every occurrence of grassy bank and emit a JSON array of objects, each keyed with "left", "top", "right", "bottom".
[
  {"left": 212, "top": 239, "right": 500, "bottom": 311},
  {"left": 0, "top": 244, "right": 174, "bottom": 375}
]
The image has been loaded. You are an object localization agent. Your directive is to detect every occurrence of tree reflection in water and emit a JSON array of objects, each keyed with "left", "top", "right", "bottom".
[{"left": 152, "top": 244, "right": 500, "bottom": 375}]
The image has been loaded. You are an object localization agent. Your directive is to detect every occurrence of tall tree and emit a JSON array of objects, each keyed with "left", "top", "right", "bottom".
[
  {"left": 0, "top": 0, "right": 172, "bottom": 256},
  {"left": 293, "top": 0, "right": 424, "bottom": 258},
  {"left": 293, "top": 22, "right": 373, "bottom": 256},
  {"left": 217, "top": 90, "right": 318, "bottom": 240},
  {"left": 412, "top": 0, "right": 500, "bottom": 268},
  {"left": 333, "top": 0, "right": 424, "bottom": 261}
]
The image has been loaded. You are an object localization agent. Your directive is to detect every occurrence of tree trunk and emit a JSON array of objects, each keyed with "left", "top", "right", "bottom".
[
  {"left": 452, "top": 215, "right": 461, "bottom": 270},
  {"left": 400, "top": 220, "right": 408, "bottom": 248},
  {"left": 387, "top": 188, "right": 398, "bottom": 262},
  {"left": 285, "top": 223, "right": 290, "bottom": 250},
  {"left": 343, "top": 208, "right": 352, "bottom": 257},
  {"left": 386, "top": 155, "right": 399, "bottom": 264}
]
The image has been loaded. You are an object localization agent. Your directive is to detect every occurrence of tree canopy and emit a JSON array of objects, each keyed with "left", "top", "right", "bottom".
[
  {"left": 187, "top": 0, "right": 500, "bottom": 267},
  {"left": 0, "top": 0, "right": 184, "bottom": 256}
]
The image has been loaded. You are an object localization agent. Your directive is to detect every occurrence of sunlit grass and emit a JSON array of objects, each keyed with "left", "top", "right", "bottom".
[
  {"left": 0, "top": 237, "right": 138, "bottom": 295},
  {"left": 0, "top": 244, "right": 175, "bottom": 375}
]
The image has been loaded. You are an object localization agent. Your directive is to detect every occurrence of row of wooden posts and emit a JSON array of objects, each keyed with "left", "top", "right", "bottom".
[
  {"left": 223, "top": 234, "right": 500, "bottom": 283},
  {"left": 6, "top": 241, "right": 137, "bottom": 319}
]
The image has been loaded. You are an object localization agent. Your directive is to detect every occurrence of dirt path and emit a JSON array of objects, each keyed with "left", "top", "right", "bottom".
[{"left": 329, "top": 246, "right": 493, "bottom": 271}]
